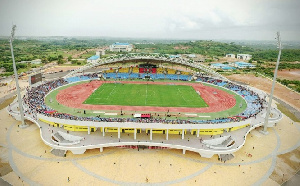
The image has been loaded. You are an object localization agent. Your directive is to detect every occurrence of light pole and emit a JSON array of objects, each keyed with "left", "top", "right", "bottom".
[
  {"left": 9, "top": 25, "right": 27, "bottom": 128},
  {"left": 262, "top": 32, "right": 282, "bottom": 134}
]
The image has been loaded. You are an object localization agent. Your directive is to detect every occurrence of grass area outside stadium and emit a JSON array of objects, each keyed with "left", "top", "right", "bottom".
[{"left": 44, "top": 80, "right": 247, "bottom": 120}]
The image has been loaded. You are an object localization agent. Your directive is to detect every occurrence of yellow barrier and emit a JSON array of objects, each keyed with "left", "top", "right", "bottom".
[
  {"left": 121, "top": 128, "right": 141, "bottom": 133},
  {"left": 230, "top": 124, "right": 250, "bottom": 132},
  {"left": 146, "top": 129, "right": 166, "bottom": 134},
  {"left": 191, "top": 129, "right": 224, "bottom": 135},
  {"left": 168, "top": 129, "right": 186, "bottom": 134},
  {"left": 39, "top": 118, "right": 95, "bottom": 132},
  {"left": 63, "top": 124, "right": 96, "bottom": 132}
]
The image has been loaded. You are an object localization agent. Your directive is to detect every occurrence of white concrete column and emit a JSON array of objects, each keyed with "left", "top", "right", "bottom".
[
  {"left": 88, "top": 126, "right": 90, "bottom": 135},
  {"left": 100, "top": 147, "right": 103, "bottom": 152},
  {"left": 102, "top": 127, "right": 105, "bottom": 136},
  {"left": 118, "top": 127, "right": 120, "bottom": 139},
  {"left": 197, "top": 129, "right": 199, "bottom": 138},
  {"left": 166, "top": 129, "right": 169, "bottom": 140},
  {"left": 181, "top": 129, "right": 184, "bottom": 139},
  {"left": 183, "top": 149, "right": 186, "bottom": 154},
  {"left": 134, "top": 128, "right": 137, "bottom": 140},
  {"left": 150, "top": 128, "right": 153, "bottom": 141}
]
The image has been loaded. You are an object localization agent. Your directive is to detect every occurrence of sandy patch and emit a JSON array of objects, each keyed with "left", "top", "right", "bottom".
[
  {"left": 226, "top": 74, "right": 300, "bottom": 110},
  {"left": 277, "top": 69, "right": 300, "bottom": 81}
]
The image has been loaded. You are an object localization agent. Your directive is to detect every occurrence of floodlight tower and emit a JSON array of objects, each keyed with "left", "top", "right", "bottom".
[
  {"left": 262, "top": 32, "right": 282, "bottom": 134},
  {"left": 9, "top": 25, "right": 27, "bottom": 128}
]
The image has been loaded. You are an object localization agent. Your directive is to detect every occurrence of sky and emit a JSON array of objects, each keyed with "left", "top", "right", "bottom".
[{"left": 0, "top": 0, "right": 299, "bottom": 41}]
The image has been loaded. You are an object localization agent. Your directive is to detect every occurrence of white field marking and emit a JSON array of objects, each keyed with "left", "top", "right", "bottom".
[
  {"left": 104, "top": 84, "right": 117, "bottom": 100},
  {"left": 198, "top": 116, "right": 211, "bottom": 117},
  {"left": 104, "top": 113, "right": 118, "bottom": 115},
  {"left": 185, "top": 113, "right": 197, "bottom": 116},
  {"left": 177, "top": 88, "right": 190, "bottom": 103},
  {"left": 93, "top": 111, "right": 105, "bottom": 113}
]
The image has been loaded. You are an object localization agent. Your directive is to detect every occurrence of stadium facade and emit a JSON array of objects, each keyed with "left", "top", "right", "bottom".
[{"left": 7, "top": 53, "right": 282, "bottom": 159}]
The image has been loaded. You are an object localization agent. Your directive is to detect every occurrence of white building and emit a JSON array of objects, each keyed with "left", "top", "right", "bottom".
[
  {"left": 237, "top": 54, "right": 252, "bottom": 60},
  {"left": 187, "top": 54, "right": 196, "bottom": 58},
  {"left": 226, "top": 54, "right": 235, "bottom": 58},
  {"left": 110, "top": 42, "right": 133, "bottom": 52},
  {"left": 31, "top": 59, "right": 42, "bottom": 64},
  {"left": 232, "top": 62, "right": 256, "bottom": 69}
]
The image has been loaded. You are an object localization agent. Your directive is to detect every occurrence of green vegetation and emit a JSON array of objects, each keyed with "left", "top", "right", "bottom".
[
  {"left": 0, "top": 37, "right": 299, "bottom": 79},
  {"left": 251, "top": 49, "right": 300, "bottom": 62},
  {"left": 84, "top": 83, "right": 208, "bottom": 107},
  {"left": 277, "top": 79, "right": 300, "bottom": 92},
  {"left": 135, "top": 40, "right": 255, "bottom": 58}
]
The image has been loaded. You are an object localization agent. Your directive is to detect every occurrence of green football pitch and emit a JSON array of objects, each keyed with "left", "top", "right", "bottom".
[{"left": 83, "top": 83, "right": 208, "bottom": 108}]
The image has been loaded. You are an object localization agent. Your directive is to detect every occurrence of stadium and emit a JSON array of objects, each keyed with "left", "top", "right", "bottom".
[{"left": 8, "top": 53, "right": 283, "bottom": 160}]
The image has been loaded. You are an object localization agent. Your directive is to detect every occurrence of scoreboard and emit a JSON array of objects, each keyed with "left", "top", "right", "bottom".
[{"left": 29, "top": 73, "right": 42, "bottom": 85}]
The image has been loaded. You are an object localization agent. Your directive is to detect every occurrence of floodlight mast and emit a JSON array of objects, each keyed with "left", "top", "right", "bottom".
[
  {"left": 9, "top": 25, "right": 27, "bottom": 128},
  {"left": 263, "top": 32, "right": 282, "bottom": 133}
]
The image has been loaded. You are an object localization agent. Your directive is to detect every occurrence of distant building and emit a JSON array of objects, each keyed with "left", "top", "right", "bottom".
[
  {"left": 19, "top": 59, "right": 42, "bottom": 65},
  {"left": 169, "top": 54, "right": 181, "bottom": 58},
  {"left": 110, "top": 42, "right": 133, "bottom": 52},
  {"left": 31, "top": 59, "right": 42, "bottom": 64},
  {"left": 87, "top": 55, "right": 100, "bottom": 63},
  {"left": 233, "top": 61, "right": 255, "bottom": 69},
  {"left": 195, "top": 58, "right": 205, "bottom": 63},
  {"left": 226, "top": 54, "right": 235, "bottom": 58},
  {"left": 96, "top": 50, "right": 105, "bottom": 56},
  {"left": 210, "top": 63, "right": 236, "bottom": 70},
  {"left": 187, "top": 54, "right": 196, "bottom": 58},
  {"left": 237, "top": 54, "right": 252, "bottom": 60}
]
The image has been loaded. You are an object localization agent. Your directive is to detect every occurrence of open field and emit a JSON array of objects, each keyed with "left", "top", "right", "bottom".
[
  {"left": 277, "top": 69, "right": 300, "bottom": 81},
  {"left": 84, "top": 83, "right": 208, "bottom": 108},
  {"left": 226, "top": 73, "right": 300, "bottom": 110}
]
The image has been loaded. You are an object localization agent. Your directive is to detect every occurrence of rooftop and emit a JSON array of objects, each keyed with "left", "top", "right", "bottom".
[
  {"left": 235, "top": 61, "right": 254, "bottom": 65},
  {"left": 113, "top": 42, "right": 131, "bottom": 46},
  {"left": 87, "top": 55, "right": 100, "bottom": 60}
]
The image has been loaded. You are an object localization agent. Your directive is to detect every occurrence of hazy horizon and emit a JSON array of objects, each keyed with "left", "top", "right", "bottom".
[{"left": 1, "top": 0, "right": 299, "bottom": 41}]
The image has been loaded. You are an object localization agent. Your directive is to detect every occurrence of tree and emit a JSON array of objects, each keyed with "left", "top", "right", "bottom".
[
  {"left": 57, "top": 59, "right": 65, "bottom": 64},
  {"left": 68, "top": 56, "right": 72, "bottom": 61},
  {"left": 58, "top": 54, "right": 63, "bottom": 60}
]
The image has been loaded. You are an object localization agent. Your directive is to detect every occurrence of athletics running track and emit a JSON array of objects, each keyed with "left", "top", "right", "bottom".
[{"left": 56, "top": 80, "right": 236, "bottom": 113}]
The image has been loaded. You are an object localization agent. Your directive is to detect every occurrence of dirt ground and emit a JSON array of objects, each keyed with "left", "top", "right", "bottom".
[
  {"left": 277, "top": 69, "right": 300, "bottom": 81},
  {"left": 270, "top": 147, "right": 300, "bottom": 184},
  {"left": 226, "top": 74, "right": 300, "bottom": 110}
]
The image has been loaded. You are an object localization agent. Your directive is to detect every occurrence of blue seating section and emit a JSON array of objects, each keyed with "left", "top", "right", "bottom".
[
  {"left": 102, "top": 73, "right": 191, "bottom": 81},
  {"left": 66, "top": 75, "right": 92, "bottom": 83}
]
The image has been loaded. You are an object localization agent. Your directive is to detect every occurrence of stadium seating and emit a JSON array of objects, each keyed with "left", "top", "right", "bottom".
[
  {"left": 156, "top": 68, "right": 164, "bottom": 74},
  {"left": 118, "top": 68, "right": 129, "bottom": 73},
  {"left": 167, "top": 69, "right": 176, "bottom": 74},
  {"left": 132, "top": 67, "right": 139, "bottom": 73}
]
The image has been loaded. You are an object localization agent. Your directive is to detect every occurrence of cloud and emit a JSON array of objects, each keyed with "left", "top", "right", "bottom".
[{"left": 0, "top": 0, "right": 299, "bottom": 40}]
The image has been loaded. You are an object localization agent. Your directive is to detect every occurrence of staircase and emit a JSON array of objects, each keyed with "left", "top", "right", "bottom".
[{"left": 51, "top": 149, "right": 67, "bottom": 157}]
